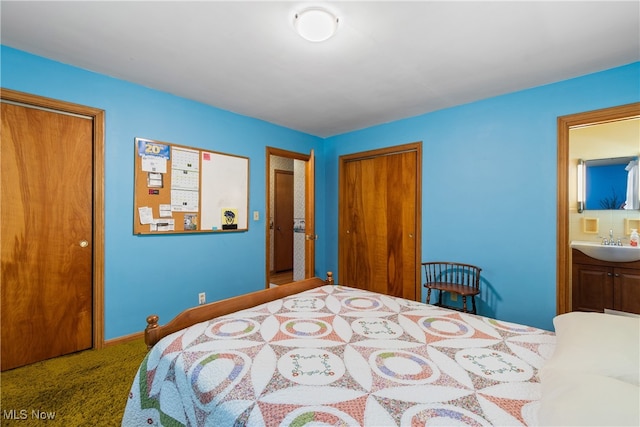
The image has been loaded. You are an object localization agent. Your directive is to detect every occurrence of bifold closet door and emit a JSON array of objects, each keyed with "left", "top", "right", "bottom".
[{"left": 339, "top": 147, "right": 419, "bottom": 301}]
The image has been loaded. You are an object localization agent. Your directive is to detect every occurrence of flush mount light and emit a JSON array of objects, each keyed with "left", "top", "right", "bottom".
[{"left": 294, "top": 8, "right": 339, "bottom": 42}]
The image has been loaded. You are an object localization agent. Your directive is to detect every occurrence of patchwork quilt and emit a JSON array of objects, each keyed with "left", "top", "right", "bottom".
[{"left": 122, "top": 285, "right": 555, "bottom": 426}]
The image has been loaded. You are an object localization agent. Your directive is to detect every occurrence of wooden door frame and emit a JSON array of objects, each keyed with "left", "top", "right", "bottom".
[
  {"left": 265, "top": 147, "right": 315, "bottom": 288},
  {"left": 338, "top": 142, "right": 423, "bottom": 301},
  {"left": 556, "top": 102, "right": 640, "bottom": 315},
  {"left": 1, "top": 88, "right": 105, "bottom": 349}
]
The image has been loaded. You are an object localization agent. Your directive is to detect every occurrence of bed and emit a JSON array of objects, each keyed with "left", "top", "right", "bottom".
[{"left": 122, "top": 274, "right": 639, "bottom": 426}]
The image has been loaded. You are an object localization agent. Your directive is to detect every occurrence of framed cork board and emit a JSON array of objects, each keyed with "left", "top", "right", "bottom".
[{"left": 133, "top": 137, "right": 249, "bottom": 234}]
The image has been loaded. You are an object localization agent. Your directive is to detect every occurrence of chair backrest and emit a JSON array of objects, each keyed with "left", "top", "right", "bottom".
[{"left": 422, "top": 262, "right": 481, "bottom": 289}]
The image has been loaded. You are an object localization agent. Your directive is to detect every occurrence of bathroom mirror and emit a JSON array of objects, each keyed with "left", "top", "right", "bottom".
[
  {"left": 579, "top": 156, "right": 639, "bottom": 211},
  {"left": 571, "top": 117, "right": 640, "bottom": 212}
]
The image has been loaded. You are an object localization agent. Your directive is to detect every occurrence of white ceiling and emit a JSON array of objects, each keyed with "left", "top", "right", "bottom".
[{"left": 2, "top": 1, "right": 639, "bottom": 137}]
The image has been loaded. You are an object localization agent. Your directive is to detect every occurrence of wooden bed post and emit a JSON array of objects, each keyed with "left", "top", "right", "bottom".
[{"left": 145, "top": 315, "right": 160, "bottom": 350}]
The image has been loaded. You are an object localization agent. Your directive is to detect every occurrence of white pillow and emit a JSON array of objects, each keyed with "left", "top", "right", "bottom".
[
  {"left": 538, "top": 372, "right": 639, "bottom": 426},
  {"left": 541, "top": 311, "right": 640, "bottom": 386}
]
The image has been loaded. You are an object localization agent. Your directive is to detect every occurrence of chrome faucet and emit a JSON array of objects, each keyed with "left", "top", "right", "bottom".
[
  {"left": 602, "top": 230, "right": 623, "bottom": 246},
  {"left": 602, "top": 229, "right": 614, "bottom": 245},
  {"left": 610, "top": 231, "right": 624, "bottom": 246}
]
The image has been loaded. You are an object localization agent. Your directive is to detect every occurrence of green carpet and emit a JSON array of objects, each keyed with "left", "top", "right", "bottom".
[{"left": 1, "top": 339, "right": 148, "bottom": 426}]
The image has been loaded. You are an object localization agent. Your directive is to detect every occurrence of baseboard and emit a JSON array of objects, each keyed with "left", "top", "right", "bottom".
[{"left": 104, "top": 330, "right": 145, "bottom": 347}]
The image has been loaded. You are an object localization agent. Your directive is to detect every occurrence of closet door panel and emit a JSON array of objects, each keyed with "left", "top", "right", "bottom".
[{"left": 339, "top": 145, "right": 420, "bottom": 300}]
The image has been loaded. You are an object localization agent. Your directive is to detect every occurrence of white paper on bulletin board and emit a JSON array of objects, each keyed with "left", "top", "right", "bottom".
[{"left": 200, "top": 151, "right": 249, "bottom": 231}]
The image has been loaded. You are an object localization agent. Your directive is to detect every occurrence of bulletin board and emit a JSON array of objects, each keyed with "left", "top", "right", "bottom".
[{"left": 133, "top": 137, "right": 249, "bottom": 234}]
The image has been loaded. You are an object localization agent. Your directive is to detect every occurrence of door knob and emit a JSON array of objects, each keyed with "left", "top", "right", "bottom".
[{"left": 79, "top": 240, "right": 89, "bottom": 248}]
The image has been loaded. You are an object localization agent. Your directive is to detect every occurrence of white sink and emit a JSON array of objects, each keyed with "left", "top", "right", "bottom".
[{"left": 571, "top": 241, "right": 640, "bottom": 262}]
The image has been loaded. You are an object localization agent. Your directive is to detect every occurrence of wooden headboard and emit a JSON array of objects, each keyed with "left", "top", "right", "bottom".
[{"left": 144, "top": 272, "right": 334, "bottom": 349}]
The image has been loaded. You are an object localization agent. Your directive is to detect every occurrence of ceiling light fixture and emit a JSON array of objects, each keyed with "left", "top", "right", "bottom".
[{"left": 294, "top": 8, "right": 339, "bottom": 42}]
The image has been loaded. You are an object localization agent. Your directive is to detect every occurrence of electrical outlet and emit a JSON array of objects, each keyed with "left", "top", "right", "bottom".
[
  {"left": 198, "top": 292, "right": 206, "bottom": 305},
  {"left": 450, "top": 293, "right": 458, "bottom": 302}
]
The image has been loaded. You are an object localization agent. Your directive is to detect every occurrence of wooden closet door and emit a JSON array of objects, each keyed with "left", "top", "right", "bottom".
[
  {"left": 1, "top": 102, "right": 94, "bottom": 370},
  {"left": 339, "top": 145, "right": 420, "bottom": 300}
]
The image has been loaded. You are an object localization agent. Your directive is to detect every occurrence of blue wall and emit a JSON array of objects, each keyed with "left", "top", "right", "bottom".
[
  {"left": 2, "top": 45, "right": 639, "bottom": 335},
  {"left": 324, "top": 62, "right": 640, "bottom": 330},
  {"left": 1, "top": 46, "right": 326, "bottom": 339}
]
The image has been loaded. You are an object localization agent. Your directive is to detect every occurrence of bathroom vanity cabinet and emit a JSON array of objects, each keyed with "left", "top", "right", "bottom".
[{"left": 572, "top": 249, "right": 640, "bottom": 314}]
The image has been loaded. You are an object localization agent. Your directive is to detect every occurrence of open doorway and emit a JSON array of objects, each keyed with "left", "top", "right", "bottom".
[
  {"left": 556, "top": 102, "right": 640, "bottom": 314},
  {"left": 266, "top": 147, "right": 315, "bottom": 288}
]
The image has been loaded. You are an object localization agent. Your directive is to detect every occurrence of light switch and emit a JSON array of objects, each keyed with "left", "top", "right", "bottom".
[{"left": 253, "top": 211, "right": 259, "bottom": 221}]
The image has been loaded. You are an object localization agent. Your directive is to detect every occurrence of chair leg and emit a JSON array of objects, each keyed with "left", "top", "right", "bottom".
[
  {"left": 471, "top": 296, "right": 477, "bottom": 314},
  {"left": 438, "top": 290, "right": 443, "bottom": 306},
  {"left": 427, "top": 288, "right": 432, "bottom": 304},
  {"left": 462, "top": 296, "right": 468, "bottom": 313}
]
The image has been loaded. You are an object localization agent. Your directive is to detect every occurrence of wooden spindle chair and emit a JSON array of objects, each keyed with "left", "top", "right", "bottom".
[{"left": 422, "top": 261, "right": 482, "bottom": 314}]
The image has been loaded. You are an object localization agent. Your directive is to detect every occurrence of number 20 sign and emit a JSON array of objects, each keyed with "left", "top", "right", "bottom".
[{"left": 136, "top": 138, "right": 170, "bottom": 160}]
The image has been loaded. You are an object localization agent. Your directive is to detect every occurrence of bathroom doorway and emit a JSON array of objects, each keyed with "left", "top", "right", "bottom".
[{"left": 556, "top": 102, "right": 640, "bottom": 314}]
